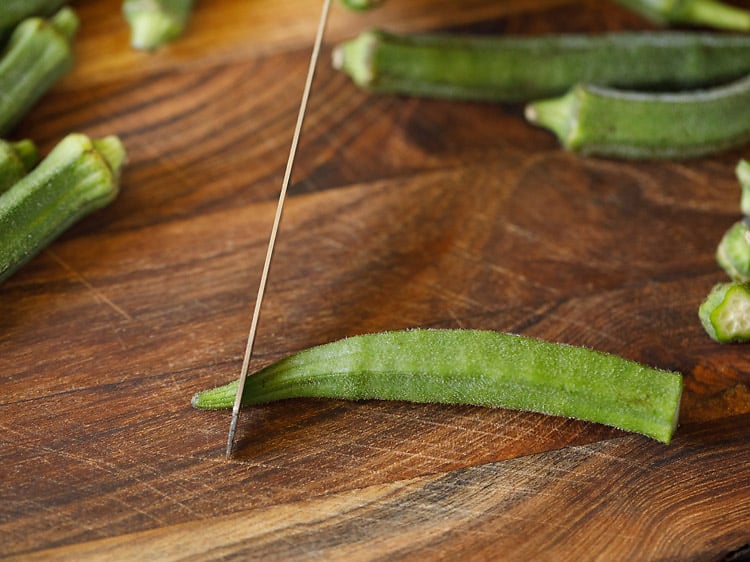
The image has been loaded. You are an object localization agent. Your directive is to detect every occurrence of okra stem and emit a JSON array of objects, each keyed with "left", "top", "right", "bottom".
[
  {"left": 0, "top": 7, "right": 78, "bottom": 136},
  {"left": 333, "top": 30, "right": 750, "bottom": 103},
  {"left": 0, "top": 134, "right": 126, "bottom": 284},
  {"left": 192, "top": 330, "right": 683, "bottom": 444},
  {"left": 123, "top": 0, "right": 195, "bottom": 51},
  {"left": 525, "top": 73, "right": 750, "bottom": 159},
  {"left": 0, "top": 139, "right": 38, "bottom": 194},
  {"left": 614, "top": 0, "right": 750, "bottom": 31},
  {"left": 699, "top": 282, "right": 750, "bottom": 342}
]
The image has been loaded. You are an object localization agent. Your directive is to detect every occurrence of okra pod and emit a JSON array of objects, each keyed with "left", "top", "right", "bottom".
[
  {"left": 0, "top": 139, "right": 38, "bottom": 194},
  {"left": 0, "top": 7, "right": 78, "bottom": 136},
  {"left": 0, "top": 0, "right": 67, "bottom": 39},
  {"left": 614, "top": 0, "right": 750, "bottom": 31},
  {"left": 123, "top": 0, "right": 195, "bottom": 51},
  {"left": 525, "top": 73, "right": 750, "bottom": 159},
  {"left": 699, "top": 282, "right": 750, "bottom": 342},
  {"left": 0, "top": 134, "right": 126, "bottom": 284},
  {"left": 716, "top": 221, "right": 750, "bottom": 282},
  {"left": 738, "top": 159, "right": 750, "bottom": 217},
  {"left": 193, "top": 330, "right": 683, "bottom": 444},
  {"left": 333, "top": 29, "right": 750, "bottom": 103}
]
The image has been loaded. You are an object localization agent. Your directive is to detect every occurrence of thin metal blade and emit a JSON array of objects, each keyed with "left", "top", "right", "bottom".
[{"left": 226, "top": 0, "right": 334, "bottom": 458}]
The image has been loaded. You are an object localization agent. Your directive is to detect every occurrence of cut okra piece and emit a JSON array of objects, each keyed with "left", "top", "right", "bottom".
[
  {"left": 699, "top": 282, "right": 750, "bottom": 343},
  {"left": 0, "top": 0, "right": 68, "bottom": 39},
  {"left": 123, "top": 0, "right": 195, "bottom": 51},
  {"left": 0, "top": 134, "right": 126, "bottom": 284},
  {"left": 716, "top": 221, "right": 750, "bottom": 283},
  {"left": 525, "top": 73, "right": 750, "bottom": 160},
  {"left": 737, "top": 160, "right": 750, "bottom": 217},
  {"left": 334, "top": 30, "right": 750, "bottom": 103},
  {"left": 0, "top": 139, "right": 39, "bottom": 194},
  {"left": 0, "top": 7, "right": 78, "bottom": 136},
  {"left": 614, "top": 0, "right": 750, "bottom": 31}
]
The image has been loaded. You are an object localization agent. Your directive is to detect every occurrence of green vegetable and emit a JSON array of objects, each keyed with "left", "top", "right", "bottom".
[
  {"left": 614, "top": 0, "right": 750, "bottom": 31},
  {"left": 525, "top": 73, "right": 750, "bottom": 159},
  {"left": 738, "top": 159, "right": 750, "bottom": 217},
  {"left": 193, "top": 329, "right": 683, "bottom": 444},
  {"left": 0, "top": 0, "right": 67, "bottom": 40},
  {"left": 333, "top": 30, "right": 750, "bottom": 103},
  {"left": 0, "top": 134, "right": 126, "bottom": 284},
  {"left": 339, "top": 0, "right": 384, "bottom": 10},
  {"left": 716, "top": 221, "right": 750, "bottom": 282},
  {"left": 699, "top": 282, "right": 750, "bottom": 342},
  {"left": 0, "top": 7, "right": 78, "bottom": 136},
  {"left": 0, "top": 139, "right": 38, "bottom": 194},
  {"left": 123, "top": 0, "right": 195, "bottom": 51}
]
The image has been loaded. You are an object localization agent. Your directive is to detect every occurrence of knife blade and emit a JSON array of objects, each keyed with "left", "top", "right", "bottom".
[{"left": 226, "top": 0, "right": 334, "bottom": 458}]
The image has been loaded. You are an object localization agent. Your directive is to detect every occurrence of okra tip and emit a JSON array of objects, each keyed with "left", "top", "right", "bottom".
[{"left": 92, "top": 136, "right": 127, "bottom": 182}]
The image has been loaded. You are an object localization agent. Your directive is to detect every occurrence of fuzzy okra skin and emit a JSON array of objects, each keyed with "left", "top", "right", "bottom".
[
  {"left": 0, "top": 134, "right": 126, "bottom": 284},
  {"left": 525, "top": 73, "right": 750, "bottom": 159},
  {"left": 0, "top": 139, "right": 38, "bottom": 194},
  {"left": 614, "top": 0, "right": 750, "bottom": 31},
  {"left": 193, "top": 330, "right": 684, "bottom": 444},
  {"left": 699, "top": 282, "right": 750, "bottom": 343},
  {"left": 123, "top": 0, "right": 195, "bottom": 51},
  {"left": 0, "top": 8, "right": 77, "bottom": 136},
  {"left": 333, "top": 30, "right": 750, "bottom": 104}
]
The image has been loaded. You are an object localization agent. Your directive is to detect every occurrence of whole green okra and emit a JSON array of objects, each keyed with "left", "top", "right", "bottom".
[
  {"left": 193, "top": 329, "right": 684, "bottom": 444},
  {"left": 614, "top": 0, "right": 750, "bottom": 31},
  {"left": 334, "top": 30, "right": 750, "bottom": 103},
  {"left": 525, "top": 73, "right": 750, "bottom": 159},
  {"left": 123, "top": 0, "right": 195, "bottom": 51},
  {"left": 0, "top": 139, "right": 38, "bottom": 194},
  {"left": 0, "top": 0, "right": 67, "bottom": 40},
  {"left": 0, "top": 7, "right": 78, "bottom": 136},
  {"left": 0, "top": 134, "right": 126, "bottom": 284}
]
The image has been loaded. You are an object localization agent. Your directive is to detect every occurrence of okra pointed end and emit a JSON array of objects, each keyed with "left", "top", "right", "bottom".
[
  {"left": 699, "top": 282, "right": 750, "bottom": 343},
  {"left": 192, "top": 380, "right": 239, "bottom": 410},
  {"left": 333, "top": 31, "right": 380, "bottom": 87},
  {"left": 525, "top": 88, "right": 582, "bottom": 151}
]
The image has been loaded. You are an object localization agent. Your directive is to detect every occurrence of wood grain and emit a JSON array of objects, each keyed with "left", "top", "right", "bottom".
[
  {"left": 1, "top": 0, "right": 749, "bottom": 559},
  {"left": 12, "top": 415, "right": 750, "bottom": 562}
]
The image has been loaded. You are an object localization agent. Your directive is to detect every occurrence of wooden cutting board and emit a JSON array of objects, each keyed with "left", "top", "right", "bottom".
[{"left": 1, "top": 0, "right": 749, "bottom": 559}]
